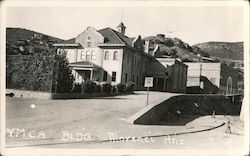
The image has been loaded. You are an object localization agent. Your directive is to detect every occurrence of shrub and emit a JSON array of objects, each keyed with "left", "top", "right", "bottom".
[
  {"left": 117, "top": 83, "right": 125, "bottom": 93},
  {"left": 112, "top": 86, "right": 117, "bottom": 93},
  {"left": 71, "top": 84, "right": 82, "bottom": 93},
  {"left": 82, "top": 80, "right": 96, "bottom": 94},
  {"left": 95, "top": 84, "right": 102, "bottom": 93},
  {"left": 125, "top": 82, "right": 134, "bottom": 93},
  {"left": 102, "top": 83, "right": 112, "bottom": 93}
]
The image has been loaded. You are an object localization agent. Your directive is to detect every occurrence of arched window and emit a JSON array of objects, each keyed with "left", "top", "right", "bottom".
[
  {"left": 226, "top": 76, "right": 233, "bottom": 94},
  {"left": 86, "top": 51, "right": 91, "bottom": 60},
  {"left": 113, "top": 51, "right": 118, "bottom": 60},
  {"left": 81, "top": 50, "right": 85, "bottom": 60},
  {"left": 91, "top": 51, "right": 96, "bottom": 60},
  {"left": 104, "top": 51, "right": 109, "bottom": 60}
]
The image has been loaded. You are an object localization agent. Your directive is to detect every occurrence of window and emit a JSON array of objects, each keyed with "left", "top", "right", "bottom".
[
  {"left": 86, "top": 51, "right": 91, "bottom": 60},
  {"left": 113, "top": 51, "right": 118, "bottom": 60},
  {"left": 81, "top": 50, "right": 85, "bottom": 60},
  {"left": 127, "top": 54, "right": 130, "bottom": 63},
  {"left": 91, "top": 51, "right": 96, "bottom": 60},
  {"left": 103, "top": 71, "right": 107, "bottom": 81},
  {"left": 87, "top": 36, "right": 91, "bottom": 40},
  {"left": 87, "top": 42, "right": 91, "bottom": 47},
  {"left": 104, "top": 51, "right": 109, "bottom": 60},
  {"left": 132, "top": 75, "right": 135, "bottom": 82},
  {"left": 125, "top": 73, "right": 128, "bottom": 83},
  {"left": 133, "top": 56, "right": 136, "bottom": 65},
  {"left": 112, "top": 72, "right": 116, "bottom": 82}
]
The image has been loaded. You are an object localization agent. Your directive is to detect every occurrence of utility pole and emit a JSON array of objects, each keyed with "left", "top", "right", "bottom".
[{"left": 199, "top": 64, "right": 202, "bottom": 93}]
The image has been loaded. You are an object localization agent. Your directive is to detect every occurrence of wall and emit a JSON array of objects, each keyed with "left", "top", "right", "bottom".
[
  {"left": 220, "top": 63, "right": 238, "bottom": 94},
  {"left": 132, "top": 94, "right": 242, "bottom": 125},
  {"left": 102, "top": 48, "right": 123, "bottom": 85},
  {"left": 6, "top": 89, "right": 52, "bottom": 99},
  {"left": 147, "top": 58, "right": 187, "bottom": 93},
  {"left": 185, "top": 63, "right": 221, "bottom": 87}
]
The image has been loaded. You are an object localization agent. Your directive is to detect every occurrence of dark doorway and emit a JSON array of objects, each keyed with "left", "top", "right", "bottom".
[{"left": 157, "top": 78, "right": 164, "bottom": 90}]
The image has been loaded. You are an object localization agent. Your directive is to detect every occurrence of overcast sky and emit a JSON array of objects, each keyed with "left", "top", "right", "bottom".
[{"left": 6, "top": 3, "right": 245, "bottom": 45}]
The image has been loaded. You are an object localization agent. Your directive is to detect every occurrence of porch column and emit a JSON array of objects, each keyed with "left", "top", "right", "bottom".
[{"left": 90, "top": 69, "right": 93, "bottom": 80}]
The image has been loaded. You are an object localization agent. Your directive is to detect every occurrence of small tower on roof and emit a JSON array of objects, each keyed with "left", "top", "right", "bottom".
[{"left": 117, "top": 22, "right": 126, "bottom": 35}]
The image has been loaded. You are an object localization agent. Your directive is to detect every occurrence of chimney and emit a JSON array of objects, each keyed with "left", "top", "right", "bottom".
[{"left": 144, "top": 40, "right": 150, "bottom": 53}]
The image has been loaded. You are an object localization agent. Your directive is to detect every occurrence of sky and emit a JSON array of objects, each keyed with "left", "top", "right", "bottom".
[{"left": 6, "top": 3, "right": 245, "bottom": 45}]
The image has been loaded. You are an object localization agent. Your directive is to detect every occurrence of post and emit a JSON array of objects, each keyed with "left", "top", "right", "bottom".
[
  {"left": 146, "top": 86, "right": 149, "bottom": 106},
  {"left": 199, "top": 64, "right": 202, "bottom": 93},
  {"left": 144, "top": 77, "right": 153, "bottom": 106}
]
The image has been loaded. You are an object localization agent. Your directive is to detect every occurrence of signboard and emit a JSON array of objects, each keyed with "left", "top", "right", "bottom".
[{"left": 144, "top": 77, "right": 153, "bottom": 87}]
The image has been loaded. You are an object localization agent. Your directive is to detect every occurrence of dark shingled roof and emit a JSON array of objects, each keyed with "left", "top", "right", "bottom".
[
  {"left": 98, "top": 27, "right": 134, "bottom": 47},
  {"left": 59, "top": 38, "right": 75, "bottom": 44},
  {"left": 58, "top": 27, "right": 135, "bottom": 47}
]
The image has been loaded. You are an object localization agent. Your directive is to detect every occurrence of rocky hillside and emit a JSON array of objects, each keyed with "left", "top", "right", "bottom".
[
  {"left": 192, "top": 42, "right": 243, "bottom": 61},
  {"left": 6, "top": 28, "right": 64, "bottom": 55},
  {"left": 7, "top": 28, "right": 63, "bottom": 45},
  {"left": 143, "top": 35, "right": 207, "bottom": 62}
]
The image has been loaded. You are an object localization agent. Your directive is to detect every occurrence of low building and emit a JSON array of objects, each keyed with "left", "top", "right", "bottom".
[
  {"left": 147, "top": 58, "right": 187, "bottom": 93},
  {"left": 184, "top": 62, "right": 238, "bottom": 94}
]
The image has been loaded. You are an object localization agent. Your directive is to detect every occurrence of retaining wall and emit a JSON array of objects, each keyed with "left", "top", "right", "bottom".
[{"left": 128, "top": 94, "right": 242, "bottom": 125}]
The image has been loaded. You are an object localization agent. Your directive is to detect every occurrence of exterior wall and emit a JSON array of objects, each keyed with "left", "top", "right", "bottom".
[
  {"left": 131, "top": 52, "right": 143, "bottom": 89},
  {"left": 185, "top": 62, "right": 238, "bottom": 94},
  {"left": 219, "top": 63, "right": 238, "bottom": 94},
  {"left": 121, "top": 48, "right": 134, "bottom": 84},
  {"left": 147, "top": 58, "right": 187, "bottom": 93},
  {"left": 102, "top": 48, "right": 123, "bottom": 85},
  {"left": 121, "top": 47, "right": 151, "bottom": 90},
  {"left": 75, "top": 27, "right": 104, "bottom": 48},
  {"left": 185, "top": 63, "right": 221, "bottom": 87}
]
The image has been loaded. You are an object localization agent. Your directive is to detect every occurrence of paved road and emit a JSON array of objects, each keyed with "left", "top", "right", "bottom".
[{"left": 5, "top": 91, "right": 244, "bottom": 150}]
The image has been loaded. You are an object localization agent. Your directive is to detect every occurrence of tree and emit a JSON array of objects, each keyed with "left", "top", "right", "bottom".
[{"left": 52, "top": 54, "right": 75, "bottom": 93}]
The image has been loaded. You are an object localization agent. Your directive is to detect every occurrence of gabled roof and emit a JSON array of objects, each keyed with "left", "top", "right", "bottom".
[
  {"left": 98, "top": 27, "right": 134, "bottom": 47},
  {"left": 55, "top": 27, "right": 136, "bottom": 48},
  {"left": 69, "top": 61, "right": 101, "bottom": 69}
]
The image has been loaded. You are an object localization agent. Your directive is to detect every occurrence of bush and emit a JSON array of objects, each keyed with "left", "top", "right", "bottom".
[
  {"left": 71, "top": 84, "right": 82, "bottom": 93},
  {"left": 82, "top": 80, "right": 96, "bottom": 94},
  {"left": 112, "top": 86, "right": 117, "bottom": 93},
  {"left": 95, "top": 84, "right": 102, "bottom": 93},
  {"left": 102, "top": 83, "right": 112, "bottom": 93},
  {"left": 125, "top": 82, "right": 134, "bottom": 93},
  {"left": 117, "top": 83, "right": 125, "bottom": 93}
]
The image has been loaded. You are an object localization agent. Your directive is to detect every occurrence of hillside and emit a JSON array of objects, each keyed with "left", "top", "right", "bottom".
[
  {"left": 143, "top": 35, "right": 204, "bottom": 62},
  {"left": 6, "top": 28, "right": 65, "bottom": 55},
  {"left": 6, "top": 28, "right": 64, "bottom": 45},
  {"left": 192, "top": 42, "right": 243, "bottom": 61}
]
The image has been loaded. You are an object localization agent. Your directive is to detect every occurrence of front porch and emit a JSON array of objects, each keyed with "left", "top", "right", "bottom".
[{"left": 69, "top": 61, "right": 102, "bottom": 84}]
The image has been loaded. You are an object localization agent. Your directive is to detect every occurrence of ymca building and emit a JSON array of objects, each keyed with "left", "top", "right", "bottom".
[{"left": 54, "top": 22, "right": 188, "bottom": 93}]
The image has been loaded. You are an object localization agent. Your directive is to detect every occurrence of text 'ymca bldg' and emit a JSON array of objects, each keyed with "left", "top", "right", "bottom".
[{"left": 54, "top": 23, "right": 187, "bottom": 93}]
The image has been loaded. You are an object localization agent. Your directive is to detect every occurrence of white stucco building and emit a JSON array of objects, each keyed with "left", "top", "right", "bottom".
[{"left": 53, "top": 22, "right": 187, "bottom": 93}]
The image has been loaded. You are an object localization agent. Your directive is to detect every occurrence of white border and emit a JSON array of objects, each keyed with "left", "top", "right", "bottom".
[{"left": 1, "top": 1, "right": 249, "bottom": 156}]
